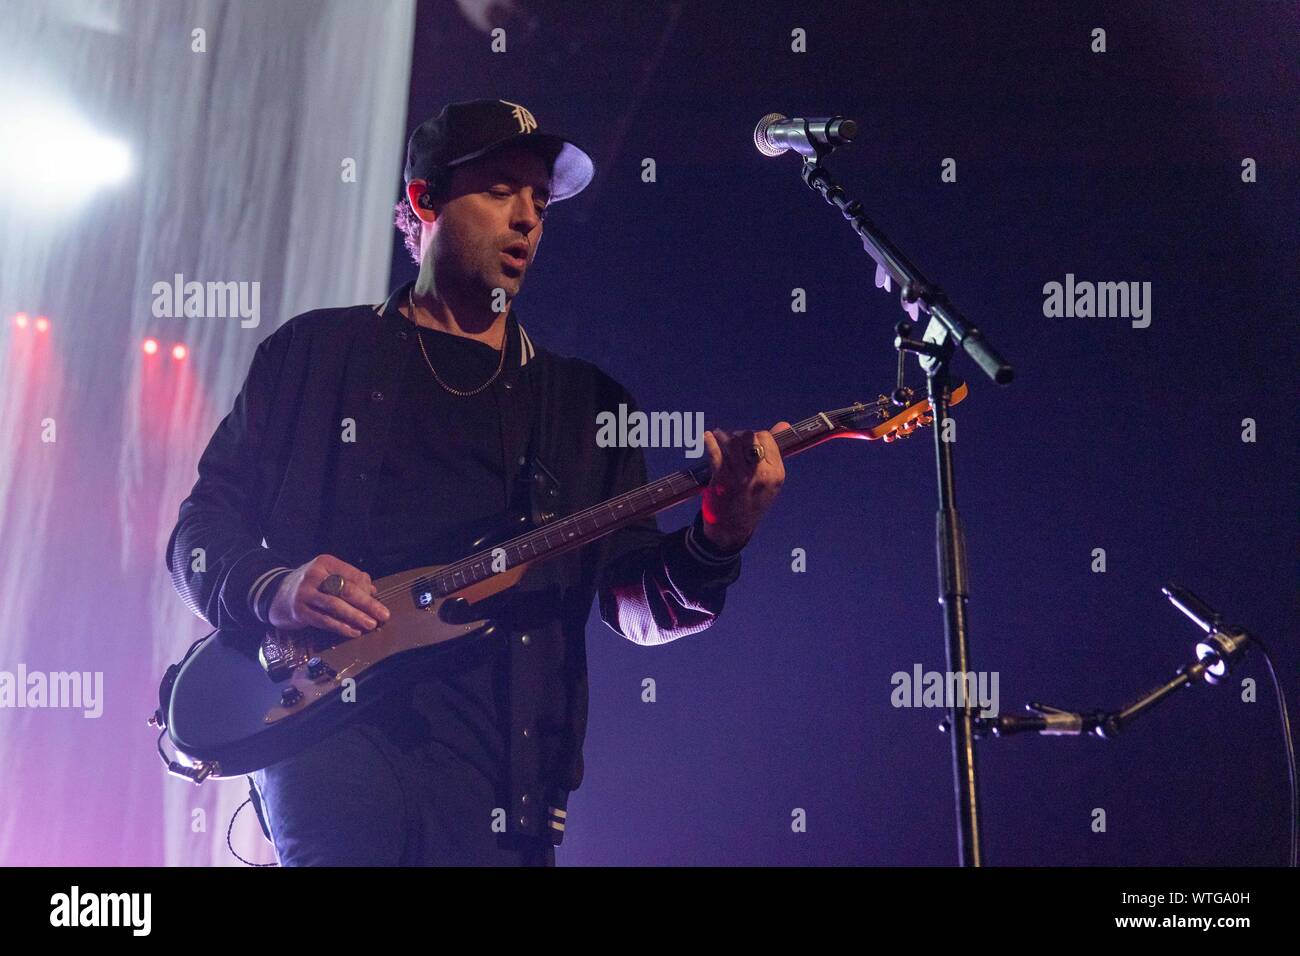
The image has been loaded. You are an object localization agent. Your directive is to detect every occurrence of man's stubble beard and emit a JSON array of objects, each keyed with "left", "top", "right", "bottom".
[{"left": 431, "top": 227, "right": 523, "bottom": 305}]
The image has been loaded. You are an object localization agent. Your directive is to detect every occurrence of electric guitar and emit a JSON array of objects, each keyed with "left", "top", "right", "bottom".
[{"left": 162, "top": 384, "right": 968, "bottom": 777}]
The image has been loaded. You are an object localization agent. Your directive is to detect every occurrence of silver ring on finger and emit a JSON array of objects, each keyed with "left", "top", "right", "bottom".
[
  {"left": 320, "top": 573, "right": 346, "bottom": 597},
  {"left": 746, "top": 442, "right": 765, "bottom": 464}
]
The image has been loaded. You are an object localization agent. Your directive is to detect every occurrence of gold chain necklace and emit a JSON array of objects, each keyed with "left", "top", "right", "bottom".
[{"left": 408, "top": 286, "right": 507, "bottom": 397}]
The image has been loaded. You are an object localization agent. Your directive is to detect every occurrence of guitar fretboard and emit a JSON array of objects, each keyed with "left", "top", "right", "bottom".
[{"left": 427, "top": 410, "right": 847, "bottom": 596}]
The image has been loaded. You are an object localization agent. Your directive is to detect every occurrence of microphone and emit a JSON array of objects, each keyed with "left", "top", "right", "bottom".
[
  {"left": 754, "top": 112, "right": 858, "bottom": 158},
  {"left": 1161, "top": 583, "right": 1222, "bottom": 634}
]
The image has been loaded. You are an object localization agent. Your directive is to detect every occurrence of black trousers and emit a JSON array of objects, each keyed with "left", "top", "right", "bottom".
[{"left": 251, "top": 721, "right": 554, "bottom": 866}]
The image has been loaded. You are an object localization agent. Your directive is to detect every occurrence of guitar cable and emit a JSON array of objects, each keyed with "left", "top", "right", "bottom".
[
  {"left": 227, "top": 795, "right": 278, "bottom": 867},
  {"left": 152, "top": 628, "right": 280, "bottom": 865},
  {"left": 153, "top": 726, "right": 279, "bottom": 866},
  {"left": 1254, "top": 637, "right": 1298, "bottom": 867}
]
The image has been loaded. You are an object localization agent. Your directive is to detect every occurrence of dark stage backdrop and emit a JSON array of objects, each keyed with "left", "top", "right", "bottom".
[
  {"left": 391, "top": 0, "right": 1298, "bottom": 865},
  {"left": 0, "top": 0, "right": 1293, "bottom": 869}
]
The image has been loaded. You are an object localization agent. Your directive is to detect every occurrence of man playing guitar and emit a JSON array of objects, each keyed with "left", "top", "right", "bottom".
[{"left": 166, "top": 99, "right": 786, "bottom": 865}]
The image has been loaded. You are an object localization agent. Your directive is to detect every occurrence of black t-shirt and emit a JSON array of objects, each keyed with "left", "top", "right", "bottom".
[{"left": 364, "top": 312, "right": 516, "bottom": 792}]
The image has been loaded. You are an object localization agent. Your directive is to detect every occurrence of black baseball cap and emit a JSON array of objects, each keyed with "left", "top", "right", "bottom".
[{"left": 403, "top": 99, "right": 594, "bottom": 202}]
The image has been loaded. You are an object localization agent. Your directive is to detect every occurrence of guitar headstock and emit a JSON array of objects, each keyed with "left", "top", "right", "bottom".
[{"left": 825, "top": 381, "right": 969, "bottom": 443}]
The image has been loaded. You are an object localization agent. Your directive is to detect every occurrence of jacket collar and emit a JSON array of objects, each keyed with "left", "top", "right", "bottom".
[{"left": 376, "top": 280, "right": 536, "bottom": 367}]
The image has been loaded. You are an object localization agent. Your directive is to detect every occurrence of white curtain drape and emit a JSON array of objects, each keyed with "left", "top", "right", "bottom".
[{"left": 0, "top": 0, "right": 414, "bottom": 865}]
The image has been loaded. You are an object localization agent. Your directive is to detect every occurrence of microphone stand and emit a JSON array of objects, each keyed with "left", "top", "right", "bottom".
[{"left": 793, "top": 143, "right": 1014, "bottom": 867}]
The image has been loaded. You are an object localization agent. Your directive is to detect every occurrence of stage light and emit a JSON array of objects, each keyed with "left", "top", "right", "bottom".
[
  {"left": 0, "top": 93, "right": 132, "bottom": 210},
  {"left": 142, "top": 338, "right": 159, "bottom": 355},
  {"left": 171, "top": 344, "right": 187, "bottom": 361},
  {"left": 34, "top": 316, "right": 49, "bottom": 332},
  {"left": 14, "top": 313, "right": 29, "bottom": 328}
]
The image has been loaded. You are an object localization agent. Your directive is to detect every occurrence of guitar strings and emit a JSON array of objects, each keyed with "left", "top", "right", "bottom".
[{"left": 368, "top": 411, "right": 831, "bottom": 604}]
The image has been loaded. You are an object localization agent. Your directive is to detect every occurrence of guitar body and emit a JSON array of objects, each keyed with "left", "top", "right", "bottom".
[{"left": 166, "top": 559, "right": 525, "bottom": 777}]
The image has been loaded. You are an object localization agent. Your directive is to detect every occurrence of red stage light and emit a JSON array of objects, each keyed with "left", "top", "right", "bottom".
[
  {"left": 143, "top": 338, "right": 159, "bottom": 355},
  {"left": 34, "top": 316, "right": 49, "bottom": 332},
  {"left": 14, "top": 313, "right": 29, "bottom": 328},
  {"left": 171, "top": 343, "right": 187, "bottom": 361}
]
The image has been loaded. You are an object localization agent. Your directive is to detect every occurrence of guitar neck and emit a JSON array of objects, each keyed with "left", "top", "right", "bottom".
[{"left": 428, "top": 411, "right": 844, "bottom": 596}]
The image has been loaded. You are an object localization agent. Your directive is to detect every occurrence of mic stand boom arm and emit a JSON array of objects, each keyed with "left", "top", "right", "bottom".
[
  {"left": 961, "top": 583, "right": 1259, "bottom": 741},
  {"left": 974, "top": 640, "right": 1243, "bottom": 740},
  {"left": 799, "top": 159, "right": 1014, "bottom": 386}
]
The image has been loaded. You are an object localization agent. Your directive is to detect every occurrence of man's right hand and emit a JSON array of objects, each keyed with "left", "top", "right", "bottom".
[{"left": 267, "top": 554, "right": 391, "bottom": 639}]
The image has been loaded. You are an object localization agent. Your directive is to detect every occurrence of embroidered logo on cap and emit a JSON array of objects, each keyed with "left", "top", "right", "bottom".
[{"left": 501, "top": 100, "right": 538, "bottom": 134}]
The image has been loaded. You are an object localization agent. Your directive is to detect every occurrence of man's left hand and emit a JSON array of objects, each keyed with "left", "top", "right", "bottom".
[{"left": 700, "top": 421, "right": 789, "bottom": 553}]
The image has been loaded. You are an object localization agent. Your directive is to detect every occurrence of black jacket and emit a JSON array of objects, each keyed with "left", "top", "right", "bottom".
[{"left": 165, "top": 281, "right": 743, "bottom": 844}]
